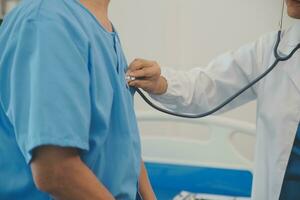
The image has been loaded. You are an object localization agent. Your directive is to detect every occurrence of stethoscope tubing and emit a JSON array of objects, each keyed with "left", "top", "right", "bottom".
[{"left": 136, "top": 31, "right": 300, "bottom": 119}]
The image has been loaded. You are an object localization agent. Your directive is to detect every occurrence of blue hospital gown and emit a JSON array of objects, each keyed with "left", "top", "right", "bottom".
[{"left": 0, "top": 0, "right": 141, "bottom": 199}]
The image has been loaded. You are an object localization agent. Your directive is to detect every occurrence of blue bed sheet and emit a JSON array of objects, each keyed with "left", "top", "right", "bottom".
[{"left": 145, "top": 162, "right": 252, "bottom": 200}]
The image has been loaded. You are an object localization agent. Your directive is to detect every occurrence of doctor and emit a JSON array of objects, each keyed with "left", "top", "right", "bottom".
[{"left": 127, "top": 0, "right": 300, "bottom": 199}]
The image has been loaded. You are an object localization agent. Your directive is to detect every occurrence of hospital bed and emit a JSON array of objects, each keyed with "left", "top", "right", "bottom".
[{"left": 137, "top": 111, "right": 255, "bottom": 200}]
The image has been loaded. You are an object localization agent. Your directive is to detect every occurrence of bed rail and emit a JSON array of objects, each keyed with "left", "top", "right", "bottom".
[{"left": 137, "top": 111, "right": 256, "bottom": 171}]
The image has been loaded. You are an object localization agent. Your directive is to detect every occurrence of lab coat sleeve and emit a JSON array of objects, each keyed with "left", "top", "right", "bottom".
[
  {"left": 4, "top": 18, "right": 91, "bottom": 163},
  {"left": 150, "top": 37, "right": 267, "bottom": 114}
]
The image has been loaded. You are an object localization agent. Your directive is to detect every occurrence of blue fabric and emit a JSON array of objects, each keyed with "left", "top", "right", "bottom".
[
  {"left": 145, "top": 162, "right": 252, "bottom": 200},
  {"left": 0, "top": 0, "right": 141, "bottom": 199},
  {"left": 280, "top": 124, "right": 300, "bottom": 200}
]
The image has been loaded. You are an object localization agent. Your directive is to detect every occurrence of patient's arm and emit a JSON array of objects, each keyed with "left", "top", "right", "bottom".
[
  {"left": 31, "top": 146, "right": 115, "bottom": 200},
  {"left": 139, "top": 161, "right": 157, "bottom": 200}
]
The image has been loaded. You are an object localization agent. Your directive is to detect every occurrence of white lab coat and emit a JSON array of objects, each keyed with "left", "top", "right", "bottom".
[{"left": 151, "top": 21, "right": 300, "bottom": 200}]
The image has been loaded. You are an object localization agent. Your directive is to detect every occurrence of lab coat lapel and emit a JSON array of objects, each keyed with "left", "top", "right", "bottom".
[
  {"left": 278, "top": 21, "right": 300, "bottom": 92},
  {"left": 278, "top": 21, "right": 300, "bottom": 56}
]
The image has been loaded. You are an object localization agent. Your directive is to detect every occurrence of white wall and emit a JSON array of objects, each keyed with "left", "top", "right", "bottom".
[{"left": 109, "top": 0, "right": 294, "bottom": 160}]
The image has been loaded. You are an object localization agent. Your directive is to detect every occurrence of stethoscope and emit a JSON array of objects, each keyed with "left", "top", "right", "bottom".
[{"left": 131, "top": 1, "right": 300, "bottom": 119}]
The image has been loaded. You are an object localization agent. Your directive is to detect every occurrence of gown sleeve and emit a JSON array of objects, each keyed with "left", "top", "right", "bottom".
[{"left": 5, "top": 18, "right": 91, "bottom": 163}]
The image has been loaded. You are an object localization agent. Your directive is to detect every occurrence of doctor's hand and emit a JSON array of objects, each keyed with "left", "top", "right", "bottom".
[{"left": 127, "top": 59, "right": 168, "bottom": 95}]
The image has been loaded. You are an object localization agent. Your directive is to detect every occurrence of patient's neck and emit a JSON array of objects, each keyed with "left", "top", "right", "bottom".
[{"left": 80, "top": 0, "right": 112, "bottom": 32}]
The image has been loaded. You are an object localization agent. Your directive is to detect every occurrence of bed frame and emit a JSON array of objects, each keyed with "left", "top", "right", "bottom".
[{"left": 136, "top": 111, "right": 255, "bottom": 199}]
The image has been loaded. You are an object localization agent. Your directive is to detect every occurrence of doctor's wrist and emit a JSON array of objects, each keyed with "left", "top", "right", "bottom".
[{"left": 155, "top": 76, "right": 168, "bottom": 95}]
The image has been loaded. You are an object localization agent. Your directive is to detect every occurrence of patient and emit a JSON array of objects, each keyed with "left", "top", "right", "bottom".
[{"left": 0, "top": 0, "right": 155, "bottom": 199}]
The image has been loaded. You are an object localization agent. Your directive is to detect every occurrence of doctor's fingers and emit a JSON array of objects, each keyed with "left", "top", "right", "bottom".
[
  {"left": 128, "top": 79, "right": 154, "bottom": 91},
  {"left": 128, "top": 66, "right": 160, "bottom": 79},
  {"left": 128, "top": 59, "right": 159, "bottom": 72}
]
